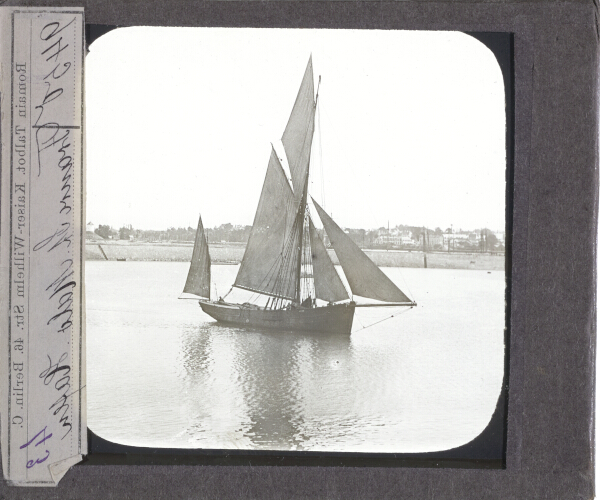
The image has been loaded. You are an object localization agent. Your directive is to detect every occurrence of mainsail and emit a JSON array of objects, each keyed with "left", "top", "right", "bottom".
[
  {"left": 282, "top": 56, "right": 316, "bottom": 202},
  {"left": 234, "top": 147, "right": 301, "bottom": 300},
  {"left": 312, "top": 199, "right": 412, "bottom": 303},
  {"left": 308, "top": 218, "right": 348, "bottom": 303},
  {"left": 183, "top": 214, "right": 211, "bottom": 299},
  {"left": 235, "top": 57, "right": 317, "bottom": 303}
]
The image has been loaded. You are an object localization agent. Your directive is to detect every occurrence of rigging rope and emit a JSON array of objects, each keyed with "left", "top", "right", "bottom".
[
  {"left": 352, "top": 306, "right": 414, "bottom": 334},
  {"left": 354, "top": 313, "right": 365, "bottom": 330},
  {"left": 317, "top": 102, "right": 326, "bottom": 209},
  {"left": 397, "top": 268, "right": 416, "bottom": 303}
]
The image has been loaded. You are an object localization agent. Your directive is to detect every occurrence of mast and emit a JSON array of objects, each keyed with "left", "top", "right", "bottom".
[
  {"left": 235, "top": 59, "right": 322, "bottom": 306},
  {"left": 295, "top": 170, "right": 310, "bottom": 302},
  {"left": 281, "top": 59, "right": 318, "bottom": 304},
  {"left": 295, "top": 74, "right": 322, "bottom": 303}
]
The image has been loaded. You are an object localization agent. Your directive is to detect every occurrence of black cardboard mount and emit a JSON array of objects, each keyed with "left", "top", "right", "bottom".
[{"left": 0, "top": 1, "right": 596, "bottom": 498}]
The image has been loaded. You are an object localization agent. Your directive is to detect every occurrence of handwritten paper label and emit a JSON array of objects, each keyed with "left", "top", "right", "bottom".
[{"left": 0, "top": 8, "right": 85, "bottom": 486}]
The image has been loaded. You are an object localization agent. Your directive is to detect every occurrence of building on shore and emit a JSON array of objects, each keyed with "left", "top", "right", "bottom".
[
  {"left": 419, "top": 233, "right": 444, "bottom": 249},
  {"left": 374, "top": 229, "right": 413, "bottom": 246}
]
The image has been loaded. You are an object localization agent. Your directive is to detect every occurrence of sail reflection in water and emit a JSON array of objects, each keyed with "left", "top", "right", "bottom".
[
  {"left": 180, "top": 325, "right": 356, "bottom": 450},
  {"left": 87, "top": 262, "right": 505, "bottom": 453}
]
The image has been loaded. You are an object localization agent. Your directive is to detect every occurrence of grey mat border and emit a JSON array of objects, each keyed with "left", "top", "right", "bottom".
[{"left": 1, "top": 1, "right": 596, "bottom": 498}]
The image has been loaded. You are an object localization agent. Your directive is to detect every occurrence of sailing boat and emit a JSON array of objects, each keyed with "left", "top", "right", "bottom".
[{"left": 183, "top": 57, "right": 416, "bottom": 335}]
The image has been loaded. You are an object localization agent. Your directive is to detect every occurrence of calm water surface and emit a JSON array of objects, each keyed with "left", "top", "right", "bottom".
[{"left": 86, "top": 261, "right": 504, "bottom": 453}]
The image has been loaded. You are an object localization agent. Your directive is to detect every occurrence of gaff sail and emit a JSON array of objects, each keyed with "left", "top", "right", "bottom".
[
  {"left": 234, "top": 147, "right": 300, "bottom": 300},
  {"left": 308, "top": 218, "right": 348, "bottom": 303},
  {"left": 183, "top": 214, "right": 211, "bottom": 299},
  {"left": 235, "top": 56, "right": 317, "bottom": 302},
  {"left": 312, "top": 198, "right": 412, "bottom": 303}
]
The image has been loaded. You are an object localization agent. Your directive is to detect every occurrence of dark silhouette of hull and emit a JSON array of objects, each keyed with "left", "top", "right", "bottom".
[{"left": 199, "top": 300, "right": 355, "bottom": 334}]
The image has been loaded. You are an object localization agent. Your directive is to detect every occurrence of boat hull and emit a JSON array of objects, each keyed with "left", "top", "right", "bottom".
[{"left": 199, "top": 300, "right": 355, "bottom": 334}]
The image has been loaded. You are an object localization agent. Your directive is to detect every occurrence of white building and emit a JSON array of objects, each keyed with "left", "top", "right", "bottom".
[{"left": 374, "top": 230, "right": 413, "bottom": 246}]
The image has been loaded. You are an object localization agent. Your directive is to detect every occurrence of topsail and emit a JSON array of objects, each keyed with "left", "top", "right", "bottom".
[{"left": 282, "top": 56, "right": 316, "bottom": 203}]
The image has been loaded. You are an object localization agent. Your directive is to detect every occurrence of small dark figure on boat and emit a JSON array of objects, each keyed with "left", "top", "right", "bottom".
[{"left": 301, "top": 296, "right": 316, "bottom": 308}]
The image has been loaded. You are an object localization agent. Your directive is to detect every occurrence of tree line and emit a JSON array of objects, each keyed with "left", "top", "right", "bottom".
[
  {"left": 93, "top": 222, "right": 503, "bottom": 251},
  {"left": 94, "top": 223, "right": 253, "bottom": 243}
]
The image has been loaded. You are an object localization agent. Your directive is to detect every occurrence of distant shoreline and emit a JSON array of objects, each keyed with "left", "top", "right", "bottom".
[{"left": 85, "top": 241, "right": 504, "bottom": 271}]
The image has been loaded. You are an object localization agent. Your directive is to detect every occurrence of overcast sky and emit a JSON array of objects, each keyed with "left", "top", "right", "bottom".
[{"left": 86, "top": 28, "right": 505, "bottom": 232}]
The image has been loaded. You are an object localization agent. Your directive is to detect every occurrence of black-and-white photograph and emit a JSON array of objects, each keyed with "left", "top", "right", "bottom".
[{"left": 84, "top": 27, "right": 506, "bottom": 454}]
